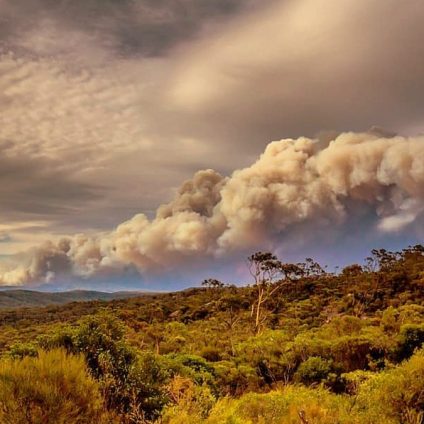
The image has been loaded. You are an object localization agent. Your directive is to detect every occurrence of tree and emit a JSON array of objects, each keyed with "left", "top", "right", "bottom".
[
  {"left": 201, "top": 279, "right": 225, "bottom": 291},
  {"left": 341, "top": 264, "right": 363, "bottom": 278},
  {"left": 247, "top": 252, "right": 286, "bottom": 334},
  {"left": 298, "top": 257, "right": 326, "bottom": 278},
  {"left": 248, "top": 252, "right": 309, "bottom": 334}
]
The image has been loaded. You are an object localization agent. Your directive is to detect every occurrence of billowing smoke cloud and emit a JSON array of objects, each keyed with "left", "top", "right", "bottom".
[{"left": 1, "top": 131, "right": 423, "bottom": 286}]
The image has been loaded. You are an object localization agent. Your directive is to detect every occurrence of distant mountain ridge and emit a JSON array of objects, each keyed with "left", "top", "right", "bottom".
[{"left": 0, "top": 289, "right": 149, "bottom": 309}]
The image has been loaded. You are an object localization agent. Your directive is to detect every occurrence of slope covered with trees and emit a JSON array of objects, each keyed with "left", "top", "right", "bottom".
[
  {"left": 0, "top": 245, "right": 423, "bottom": 423},
  {"left": 0, "top": 289, "right": 148, "bottom": 309}
]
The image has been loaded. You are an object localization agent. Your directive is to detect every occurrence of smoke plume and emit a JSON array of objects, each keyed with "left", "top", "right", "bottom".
[{"left": 1, "top": 131, "right": 423, "bottom": 286}]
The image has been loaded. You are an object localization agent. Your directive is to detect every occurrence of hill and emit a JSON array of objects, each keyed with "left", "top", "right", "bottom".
[{"left": 0, "top": 289, "right": 148, "bottom": 309}]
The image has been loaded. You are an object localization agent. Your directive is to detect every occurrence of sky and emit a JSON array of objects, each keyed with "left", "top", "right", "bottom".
[{"left": 0, "top": 0, "right": 423, "bottom": 291}]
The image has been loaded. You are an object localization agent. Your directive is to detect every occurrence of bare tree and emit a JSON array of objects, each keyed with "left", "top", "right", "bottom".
[
  {"left": 248, "top": 252, "right": 308, "bottom": 334},
  {"left": 248, "top": 252, "right": 282, "bottom": 334}
]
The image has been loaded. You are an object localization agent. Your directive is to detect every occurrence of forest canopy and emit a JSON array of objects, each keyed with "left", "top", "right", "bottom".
[{"left": 0, "top": 245, "right": 423, "bottom": 423}]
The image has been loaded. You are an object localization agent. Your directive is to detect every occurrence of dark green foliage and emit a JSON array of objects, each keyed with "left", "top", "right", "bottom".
[
  {"left": 40, "top": 313, "right": 167, "bottom": 421},
  {"left": 294, "top": 356, "right": 333, "bottom": 385},
  {"left": 396, "top": 323, "right": 424, "bottom": 361},
  {"left": 7, "top": 341, "right": 38, "bottom": 359}
]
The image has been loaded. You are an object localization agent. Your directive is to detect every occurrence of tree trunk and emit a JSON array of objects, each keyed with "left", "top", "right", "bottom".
[{"left": 255, "top": 289, "right": 264, "bottom": 334}]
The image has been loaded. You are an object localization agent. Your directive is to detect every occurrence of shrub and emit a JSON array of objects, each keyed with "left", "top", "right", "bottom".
[
  {"left": 161, "top": 376, "right": 215, "bottom": 424},
  {"left": 125, "top": 352, "right": 173, "bottom": 420},
  {"left": 213, "top": 361, "right": 259, "bottom": 396},
  {"left": 355, "top": 348, "right": 424, "bottom": 424},
  {"left": 39, "top": 314, "right": 172, "bottom": 421},
  {"left": 204, "top": 386, "right": 352, "bottom": 424},
  {"left": 294, "top": 356, "right": 333, "bottom": 386},
  {"left": 0, "top": 349, "right": 110, "bottom": 424},
  {"left": 395, "top": 324, "right": 424, "bottom": 361},
  {"left": 200, "top": 346, "right": 222, "bottom": 362},
  {"left": 7, "top": 341, "right": 38, "bottom": 359}
]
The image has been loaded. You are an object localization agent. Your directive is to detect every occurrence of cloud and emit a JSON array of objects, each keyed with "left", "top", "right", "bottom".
[
  {"left": 0, "top": 0, "right": 268, "bottom": 58},
  {"left": 1, "top": 0, "right": 424, "bottom": 288},
  {"left": 1, "top": 131, "right": 423, "bottom": 286},
  {"left": 0, "top": 46, "right": 161, "bottom": 236},
  {"left": 378, "top": 199, "right": 424, "bottom": 233},
  {"left": 167, "top": 0, "right": 424, "bottom": 149},
  {"left": 0, "top": 0, "right": 262, "bottom": 236},
  {"left": 0, "top": 149, "right": 100, "bottom": 220},
  {"left": 2, "top": 0, "right": 424, "bottom": 234}
]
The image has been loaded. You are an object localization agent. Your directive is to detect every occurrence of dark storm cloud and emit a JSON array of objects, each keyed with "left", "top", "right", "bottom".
[{"left": 0, "top": 0, "right": 268, "bottom": 57}]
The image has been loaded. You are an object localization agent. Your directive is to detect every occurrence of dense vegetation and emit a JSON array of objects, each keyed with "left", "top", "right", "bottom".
[{"left": 0, "top": 245, "right": 423, "bottom": 423}]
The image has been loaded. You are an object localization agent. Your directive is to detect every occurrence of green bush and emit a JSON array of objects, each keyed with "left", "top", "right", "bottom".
[
  {"left": 396, "top": 324, "right": 424, "bottom": 361},
  {"left": 40, "top": 313, "right": 167, "bottom": 421},
  {"left": 161, "top": 376, "right": 216, "bottom": 424},
  {"left": 126, "top": 352, "right": 173, "bottom": 419},
  {"left": 355, "top": 348, "right": 424, "bottom": 424},
  {"left": 294, "top": 356, "right": 333, "bottom": 386},
  {"left": 204, "top": 385, "right": 352, "bottom": 424},
  {"left": 200, "top": 346, "right": 222, "bottom": 362},
  {"left": 7, "top": 341, "right": 38, "bottom": 359},
  {"left": 154, "top": 350, "right": 424, "bottom": 424},
  {"left": 213, "top": 361, "right": 259, "bottom": 396}
]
